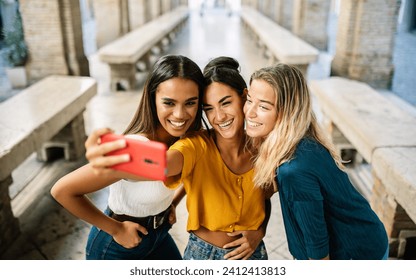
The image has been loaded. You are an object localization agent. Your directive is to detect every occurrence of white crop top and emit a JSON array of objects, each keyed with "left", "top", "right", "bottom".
[{"left": 108, "top": 179, "right": 174, "bottom": 217}]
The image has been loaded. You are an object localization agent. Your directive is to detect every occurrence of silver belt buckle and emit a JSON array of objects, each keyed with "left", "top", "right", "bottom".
[{"left": 153, "top": 215, "right": 164, "bottom": 229}]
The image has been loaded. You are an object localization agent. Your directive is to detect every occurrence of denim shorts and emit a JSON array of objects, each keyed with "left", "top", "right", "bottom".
[{"left": 183, "top": 231, "right": 268, "bottom": 260}]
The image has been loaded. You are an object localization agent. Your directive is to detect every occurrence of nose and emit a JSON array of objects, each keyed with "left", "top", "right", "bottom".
[
  {"left": 244, "top": 103, "right": 256, "bottom": 118},
  {"left": 173, "top": 105, "right": 186, "bottom": 119},
  {"left": 215, "top": 108, "right": 226, "bottom": 121}
]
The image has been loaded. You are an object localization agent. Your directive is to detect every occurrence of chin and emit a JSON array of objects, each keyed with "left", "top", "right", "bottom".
[{"left": 247, "top": 129, "right": 266, "bottom": 139}]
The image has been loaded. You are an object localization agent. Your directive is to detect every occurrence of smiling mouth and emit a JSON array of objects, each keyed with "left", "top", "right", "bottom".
[
  {"left": 169, "top": 120, "right": 186, "bottom": 128},
  {"left": 246, "top": 120, "right": 261, "bottom": 127},
  {"left": 218, "top": 119, "right": 233, "bottom": 128}
]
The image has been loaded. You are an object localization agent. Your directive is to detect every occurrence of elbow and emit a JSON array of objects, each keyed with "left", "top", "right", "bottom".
[{"left": 50, "top": 179, "right": 65, "bottom": 202}]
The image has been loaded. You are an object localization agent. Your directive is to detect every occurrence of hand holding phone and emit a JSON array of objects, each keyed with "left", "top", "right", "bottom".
[{"left": 100, "top": 133, "right": 167, "bottom": 181}]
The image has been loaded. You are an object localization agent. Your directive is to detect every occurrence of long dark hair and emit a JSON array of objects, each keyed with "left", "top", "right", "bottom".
[{"left": 123, "top": 55, "right": 205, "bottom": 138}]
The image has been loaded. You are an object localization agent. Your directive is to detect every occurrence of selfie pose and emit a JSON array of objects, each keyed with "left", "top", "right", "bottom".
[
  {"left": 243, "top": 63, "right": 389, "bottom": 260},
  {"left": 87, "top": 57, "right": 272, "bottom": 260},
  {"left": 51, "top": 55, "right": 205, "bottom": 260}
]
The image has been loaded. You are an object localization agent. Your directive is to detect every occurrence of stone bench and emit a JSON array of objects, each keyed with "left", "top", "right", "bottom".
[
  {"left": 309, "top": 77, "right": 416, "bottom": 258},
  {"left": 0, "top": 75, "right": 97, "bottom": 255},
  {"left": 98, "top": 6, "right": 189, "bottom": 91},
  {"left": 240, "top": 6, "right": 319, "bottom": 75}
]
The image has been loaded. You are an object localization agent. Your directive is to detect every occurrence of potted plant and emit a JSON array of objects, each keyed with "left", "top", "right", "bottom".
[{"left": 2, "top": 9, "right": 28, "bottom": 88}]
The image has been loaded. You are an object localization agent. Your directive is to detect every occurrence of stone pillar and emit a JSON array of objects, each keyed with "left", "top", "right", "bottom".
[
  {"left": 19, "top": 0, "right": 90, "bottom": 82},
  {"left": 257, "top": 0, "right": 265, "bottom": 13},
  {"left": 128, "top": 0, "right": 147, "bottom": 29},
  {"left": 293, "top": 0, "right": 330, "bottom": 50},
  {"left": 120, "top": 0, "right": 130, "bottom": 33},
  {"left": 244, "top": 0, "right": 258, "bottom": 8},
  {"left": 93, "top": 0, "right": 123, "bottom": 48},
  {"left": 331, "top": 0, "right": 401, "bottom": 89},
  {"left": 259, "top": 0, "right": 273, "bottom": 18},
  {"left": 281, "top": 0, "right": 293, "bottom": 31},
  {"left": 272, "top": 0, "right": 284, "bottom": 25},
  {"left": 161, "top": 0, "right": 171, "bottom": 13},
  {"left": 147, "top": 0, "right": 161, "bottom": 20}
]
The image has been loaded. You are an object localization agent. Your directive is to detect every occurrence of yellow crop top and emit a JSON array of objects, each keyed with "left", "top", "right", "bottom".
[{"left": 166, "top": 130, "right": 265, "bottom": 232}]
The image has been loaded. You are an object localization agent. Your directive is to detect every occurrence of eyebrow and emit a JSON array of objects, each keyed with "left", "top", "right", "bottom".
[
  {"left": 161, "top": 96, "right": 199, "bottom": 102},
  {"left": 203, "top": 95, "right": 232, "bottom": 107},
  {"left": 247, "top": 93, "right": 274, "bottom": 106}
]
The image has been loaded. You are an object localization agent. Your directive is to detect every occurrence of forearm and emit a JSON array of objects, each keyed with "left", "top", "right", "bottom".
[
  {"left": 56, "top": 192, "right": 121, "bottom": 236},
  {"left": 171, "top": 185, "right": 186, "bottom": 207},
  {"left": 51, "top": 164, "right": 122, "bottom": 236}
]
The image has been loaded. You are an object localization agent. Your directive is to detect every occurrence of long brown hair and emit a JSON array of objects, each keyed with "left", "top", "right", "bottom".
[
  {"left": 249, "top": 64, "right": 343, "bottom": 190},
  {"left": 123, "top": 55, "right": 205, "bottom": 138}
]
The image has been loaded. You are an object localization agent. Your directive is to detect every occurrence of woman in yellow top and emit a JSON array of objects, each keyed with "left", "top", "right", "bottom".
[{"left": 87, "top": 57, "right": 271, "bottom": 260}]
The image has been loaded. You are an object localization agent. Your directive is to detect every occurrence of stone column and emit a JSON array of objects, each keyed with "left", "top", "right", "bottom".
[
  {"left": 128, "top": 0, "right": 147, "bottom": 29},
  {"left": 244, "top": 0, "right": 258, "bottom": 8},
  {"left": 331, "top": 0, "right": 401, "bottom": 89},
  {"left": 161, "top": 0, "right": 171, "bottom": 13},
  {"left": 261, "top": 0, "right": 274, "bottom": 19},
  {"left": 19, "top": 0, "right": 89, "bottom": 82},
  {"left": 147, "top": 0, "right": 161, "bottom": 20},
  {"left": 179, "top": 0, "right": 188, "bottom": 6},
  {"left": 272, "top": 0, "right": 284, "bottom": 25},
  {"left": 293, "top": 0, "right": 330, "bottom": 50},
  {"left": 281, "top": 0, "right": 293, "bottom": 31},
  {"left": 93, "top": 0, "right": 123, "bottom": 48}
]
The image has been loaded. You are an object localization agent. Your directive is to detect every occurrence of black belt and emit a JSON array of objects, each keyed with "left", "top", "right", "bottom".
[{"left": 109, "top": 206, "right": 171, "bottom": 230}]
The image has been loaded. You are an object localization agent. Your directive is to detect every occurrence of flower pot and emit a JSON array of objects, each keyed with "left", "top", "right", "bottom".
[{"left": 5, "top": 66, "right": 28, "bottom": 88}]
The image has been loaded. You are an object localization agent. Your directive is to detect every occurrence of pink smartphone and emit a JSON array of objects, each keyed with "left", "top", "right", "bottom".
[{"left": 100, "top": 133, "right": 167, "bottom": 181}]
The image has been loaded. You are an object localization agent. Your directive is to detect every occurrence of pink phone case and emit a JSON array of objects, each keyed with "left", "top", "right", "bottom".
[{"left": 100, "top": 133, "right": 167, "bottom": 181}]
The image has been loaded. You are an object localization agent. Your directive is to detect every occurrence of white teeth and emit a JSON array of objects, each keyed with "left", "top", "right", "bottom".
[
  {"left": 170, "top": 120, "right": 186, "bottom": 127},
  {"left": 246, "top": 120, "right": 261, "bottom": 127},
  {"left": 218, "top": 119, "right": 233, "bottom": 128}
]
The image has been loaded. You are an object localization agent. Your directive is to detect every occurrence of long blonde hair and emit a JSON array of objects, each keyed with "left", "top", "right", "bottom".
[{"left": 249, "top": 64, "right": 343, "bottom": 190}]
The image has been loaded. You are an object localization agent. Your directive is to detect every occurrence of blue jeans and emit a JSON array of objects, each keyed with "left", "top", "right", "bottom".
[
  {"left": 183, "top": 232, "right": 268, "bottom": 260},
  {"left": 85, "top": 208, "right": 182, "bottom": 260}
]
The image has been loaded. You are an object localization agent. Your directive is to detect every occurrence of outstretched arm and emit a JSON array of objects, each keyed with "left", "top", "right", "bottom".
[{"left": 85, "top": 127, "right": 185, "bottom": 180}]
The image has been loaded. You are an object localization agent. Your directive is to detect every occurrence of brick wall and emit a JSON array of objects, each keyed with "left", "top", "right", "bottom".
[
  {"left": 19, "top": 0, "right": 89, "bottom": 82},
  {"left": 371, "top": 173, "right": 416, "bottom": 258},
  {"left": 19, "top": 1, "right": 69, "bottom": 81},
  {"left": 331, "top": 0, "right": 401, "bottom": 89},
  {"left": 293, "top": 0, "right": 330, "bottom": 50}
]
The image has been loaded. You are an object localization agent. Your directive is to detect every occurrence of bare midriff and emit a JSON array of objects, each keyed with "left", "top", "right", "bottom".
[{"left": 192, "top": 226, "right": 242, "bottom": 248}]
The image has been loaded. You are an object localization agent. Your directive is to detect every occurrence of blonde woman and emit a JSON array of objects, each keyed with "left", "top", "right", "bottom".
[{"left": 243, "top": 63, "right": 389, "bottom": 260}]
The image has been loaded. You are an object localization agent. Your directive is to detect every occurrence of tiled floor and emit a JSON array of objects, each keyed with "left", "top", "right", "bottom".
[{"left": 1, "top": 6, "right": 415, "bottom": 260}]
